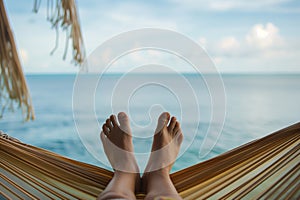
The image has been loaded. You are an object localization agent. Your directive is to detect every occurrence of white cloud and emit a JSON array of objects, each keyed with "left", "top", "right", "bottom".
[
  {"left": 169, "top": 0, "right": 295, "bottom": 11},
  {"left": 103, "top": 49, "right": 195, "bottom": 73},
  {"left": 246, "top": 23, "right": 283, "bottom": 49},
  {"left": 210, "top": 0, "right": 292, "bottom": 11},
  {"left": 213, "top": 57, "right": 223, "bottom": 66},
  {"left": 219, "top": 36, "right": 240, "bottom": 51},
  {"left": 207, "top": 36, "right": 241, "bottom": 58},
  {"left": 210, "top": 23, "right": 283, "bottom": 57},
  {"left": 206, "top": 22, "right": 298, "bottom": 72},
  {"left": 102, "top": 3, "right": 178, "bottom": 30}
]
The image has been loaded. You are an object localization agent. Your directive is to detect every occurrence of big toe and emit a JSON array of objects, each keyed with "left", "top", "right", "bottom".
[
  {"left": 117, "top": 112, "right": 131, "bottom": 134},
  {"left": 155, "top": 112, "right": 170, "bottom": 133}
]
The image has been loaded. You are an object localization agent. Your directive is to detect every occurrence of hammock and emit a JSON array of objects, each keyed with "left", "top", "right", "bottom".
[{"left": 1, "top": 122, "right": 299, "bottom": 200}]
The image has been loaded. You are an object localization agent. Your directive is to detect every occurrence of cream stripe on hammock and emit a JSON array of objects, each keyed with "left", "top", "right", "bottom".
[{"left": 1, "top": 122, "right": 299, "bottom": 200}]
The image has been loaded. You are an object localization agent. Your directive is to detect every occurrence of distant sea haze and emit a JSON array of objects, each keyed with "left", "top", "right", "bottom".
[{"left": 1, "top": 74, "right": 300, "bottom": 172}]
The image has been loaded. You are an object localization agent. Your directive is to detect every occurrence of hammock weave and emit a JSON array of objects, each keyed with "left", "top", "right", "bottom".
[
  {"left": 0, "top": 0, "right": 34, "bottom": 121},
  {"left": 0, "top": 123, "right": 299, "bottom": 199}
]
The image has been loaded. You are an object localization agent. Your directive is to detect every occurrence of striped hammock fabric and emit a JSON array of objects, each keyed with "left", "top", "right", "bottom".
[{"left": 1, "top": 122, "right": 299, "bottom": 199}]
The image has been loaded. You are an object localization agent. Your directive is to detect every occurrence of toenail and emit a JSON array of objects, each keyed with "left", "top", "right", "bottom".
[{"left": 118, "top": 112, "right": 126, "bottom": 118}]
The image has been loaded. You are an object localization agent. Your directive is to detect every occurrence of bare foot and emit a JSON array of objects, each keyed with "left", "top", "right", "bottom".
[
  {"left": 143, "top": 112, "right": 183, "bottom": 200},
  {"left": 144, "top": 112, "right": 183, "bottom": 173},
  {"left": 100, "top": 112, "right": 139, "bottom": 173},
  {"left": 98, "top": 112, "right": 140, "bottom": 199}
]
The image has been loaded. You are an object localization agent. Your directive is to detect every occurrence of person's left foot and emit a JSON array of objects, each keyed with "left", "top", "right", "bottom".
[
  {"left": 144, "top": 112, "right": 183, "bottom": 174},
  {"left": 141, "top": 112, "right": 183, "bottom": 199},
  {"left": 100, "top": 112, "right": 140, "bottom": 190}
]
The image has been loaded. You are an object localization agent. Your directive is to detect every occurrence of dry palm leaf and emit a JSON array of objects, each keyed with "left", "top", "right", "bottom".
[
  {"left": 33, "top": 0, "right": 85, "bottom": 65},
  {"left": 0, "top": 0, "right": 34, "bottom": 121}
]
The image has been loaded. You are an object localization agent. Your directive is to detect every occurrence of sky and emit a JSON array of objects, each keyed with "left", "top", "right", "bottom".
[{"left": 4, "top": 0, "right": 300, "bottom": 74}]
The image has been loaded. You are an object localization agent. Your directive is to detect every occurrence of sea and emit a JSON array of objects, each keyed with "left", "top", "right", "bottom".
[{"left": 1, "top": 74, "right": 300, "bottom": 173}]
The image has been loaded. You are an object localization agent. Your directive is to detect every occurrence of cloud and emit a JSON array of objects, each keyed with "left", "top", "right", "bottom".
[
  {"left": 206, "top": 22, "right": 297, "bottom": 72},
  {"left": 206, "top": 36, "right": 241, "bottom": 58},
  {"left": 84, "top": 2, "right": 178, "bottom": 31},
  {"left": 168, "top": 0, "right": 296, "bottom": 11},
  {"left": 219, "top": 36, "right": 240, "bottom": 51},
  {"left": 210, "top": 0, "right": 293, "bottom": 11},
  {"left": 246, "top": 23, "right": 283, "bottom": 49},
  {"left": 210, "top": 23, "right": 283, "bottom": 57}
]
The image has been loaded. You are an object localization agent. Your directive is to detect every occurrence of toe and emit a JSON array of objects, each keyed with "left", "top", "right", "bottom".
[
  {"left": 102, "top": 124, "right": 110, "bottom": 136},
  {"left": 117, "top": 112, "right": 131, "bottom": 134},
  {"left": 176, "top": 131, "right": 183, "bottom": 144},
  {"left": 110, "top": 115, "right": 118, "bottom": 127},
  {"left": 173, "top": 122, "right": 180, "bottom": 135},
  {"left": 168, "top": 116, "right": 177, "bottom": 132},
  {"left": 155, "top": 112, "right": 170, "bottom": 133},
  {"left": 106, "top": 119, "right": 113, "bottom": 130}
]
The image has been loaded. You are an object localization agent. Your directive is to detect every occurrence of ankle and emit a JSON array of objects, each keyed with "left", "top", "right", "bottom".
[
  {"left": 143, "top": 170, "right": 181, "bottom": 200},
  {"left": 149, "top": 168, "right": 170, "bottom": 178},
  {"left": 145, "top": 167, "right": 172, "bottom": 182}
]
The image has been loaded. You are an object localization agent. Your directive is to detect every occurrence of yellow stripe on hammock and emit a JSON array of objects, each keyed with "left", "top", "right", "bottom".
[{"left": 1, "top": 123, "right": 299, "bottom": 199}]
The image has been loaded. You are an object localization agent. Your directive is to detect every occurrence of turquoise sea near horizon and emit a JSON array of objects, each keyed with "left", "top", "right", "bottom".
[{"left": 1, "top": 74, "right": 300, "bottom": 172}]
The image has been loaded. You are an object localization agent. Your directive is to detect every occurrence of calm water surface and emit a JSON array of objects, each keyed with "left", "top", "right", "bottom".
[{"left": 1, "top": 74, "right": 299, "bottom": 172}]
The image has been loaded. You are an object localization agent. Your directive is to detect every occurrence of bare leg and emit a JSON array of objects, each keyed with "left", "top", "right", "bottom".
[
  {"left": 143, "top": 112, "right": 183, "bottom": 200},
  {"left": 98, "top": 112, "right": 140, "bottom": 200}
]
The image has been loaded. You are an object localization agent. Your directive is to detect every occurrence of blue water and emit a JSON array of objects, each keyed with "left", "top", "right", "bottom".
[{"left": 1, "top": 74, "right": 300, "bottom": 172}]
